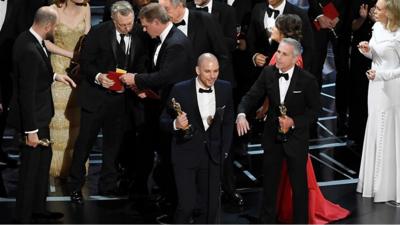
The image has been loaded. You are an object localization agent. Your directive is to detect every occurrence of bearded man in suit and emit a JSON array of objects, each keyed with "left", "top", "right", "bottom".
[{"left": 8, "top": 6, "right": 76, "bottom": 223}]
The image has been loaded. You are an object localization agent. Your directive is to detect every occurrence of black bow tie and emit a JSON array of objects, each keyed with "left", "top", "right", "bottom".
[
  {"left": 173, "top": 20, "right": 186, "bottom": 27},
  {"left": 199, "top": 88, "right": 213, "bottom": 93},
  {"left": 196, "top": 6, "right": 209, "bottom": 13},
  {"left": 266, "top": 7, "right": 280, "bottom": 19},
  {"left": 278, "top": 73, "right": 289, "bottom": 80}
]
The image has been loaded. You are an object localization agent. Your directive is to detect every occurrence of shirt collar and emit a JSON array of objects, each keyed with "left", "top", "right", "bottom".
[
  {"left": 160, "top": 22, "right": 173, "bottom": 43},
  {"left": 29, "top": 27, "right": 44, "bottom": 44},
  {"left": 279, "top": 65, "right": 295, "bottom": 80},
  {"left": 196, "top": 77, "right": 214, "bottom": 91},
  {"left": 196, "top": 0, "right": 213, "bottom": 13},
  {"left": 269, "top": 0, "right": 286, "bottom": 15}
]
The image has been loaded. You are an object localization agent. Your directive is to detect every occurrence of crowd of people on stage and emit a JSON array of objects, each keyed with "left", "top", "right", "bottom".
[{"left": 0, "top": 0, "right": 399, "bottom": 223}]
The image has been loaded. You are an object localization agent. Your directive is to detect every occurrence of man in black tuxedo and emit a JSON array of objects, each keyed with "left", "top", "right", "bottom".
[
  {"left": 247, "top": 0, "right": 314, "bottom": 72},
  {"left": 160, "top": 53, "right": 234, "bottom": 223},
  {"left": 187, "top": 0, "right": 237, "bottom": 52},
  {"left": 8, "top": 6, "right": 76, "bottom": 223},
  {"left": 0, "top": 0, "right": 25, "bottom": 168},
  {"left": 158, "top": 0, "right": 235, "bottom": 86},
  {"left": 120, "top": 3, "right": 195, "bottom": 212},
  {"left": 308, "top": 0, "right": 352, "bottom": 135},
  {"left": 237, "top": 38, "right": 320, "bottom": 223},
  {"left": 68, "top": 0, "right": 148, "bottom": 203}
]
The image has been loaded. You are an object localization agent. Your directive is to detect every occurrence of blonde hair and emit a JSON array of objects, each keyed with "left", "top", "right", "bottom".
[{"left": 385, "top": 0, "right": 400, "bottom": 31}]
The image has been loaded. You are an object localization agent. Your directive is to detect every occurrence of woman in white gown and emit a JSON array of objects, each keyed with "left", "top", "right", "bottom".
[{"left": 357, "top": 0, "right": 400, "bottom": 203}]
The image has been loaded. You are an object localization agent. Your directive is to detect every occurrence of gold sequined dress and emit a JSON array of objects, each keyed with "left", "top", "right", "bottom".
[{"left": 49, "top": 20, "right": 85, "bottom": 177}]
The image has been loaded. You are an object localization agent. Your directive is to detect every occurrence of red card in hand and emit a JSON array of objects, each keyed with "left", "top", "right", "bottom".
[
  {"left": 313, "top": 2, "right": 339, "bottom": 30},
  {"left": 107, "top": 71, "right": 124, "bottom": 91}
]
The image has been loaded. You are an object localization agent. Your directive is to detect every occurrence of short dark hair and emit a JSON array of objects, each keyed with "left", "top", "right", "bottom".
[
  {"left": 139, "top": 3, "right": 170, "bottom": 24},
  {"left": 275, "top": 14, "right": 303, "bottom": 41}
]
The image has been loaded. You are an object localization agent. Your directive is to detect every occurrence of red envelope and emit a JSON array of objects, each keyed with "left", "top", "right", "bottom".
[
  {"left": 313, "top": 2, "right": 339, "bottom": 30},
  {"left": 107, "top": 71, "right": 124, "bottom": 91}
]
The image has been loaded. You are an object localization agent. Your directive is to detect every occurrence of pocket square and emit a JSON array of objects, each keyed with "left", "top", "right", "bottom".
[{"left": 293, "top": 90, "right": 302, "bottom": 94}]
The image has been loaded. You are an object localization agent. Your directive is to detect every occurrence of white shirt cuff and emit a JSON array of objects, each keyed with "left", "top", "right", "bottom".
[
  {"left": 95, "top": 73, "right": 102, "bottom": 85},
  {"left": 25, "top": 129, "right": 38, "bottom": 134}
]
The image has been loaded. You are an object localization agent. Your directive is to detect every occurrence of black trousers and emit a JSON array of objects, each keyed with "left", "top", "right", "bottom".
[
  {"left": 310, "top": 29, "right": 351, "bottom": 122},
  {"left": 259, "top": 143, "right": 308, "bottom": 224},
  {"left": 69, "top": 94, "right": 126, "bottom": 192},
  {"left": 16, "top": 127, "right": 52, "bottom": 223},
  {"left": 173, "top": 148, "right": 221, "bottom": 224}
]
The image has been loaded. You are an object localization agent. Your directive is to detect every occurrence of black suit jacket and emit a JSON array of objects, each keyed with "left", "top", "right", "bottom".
[
  {"left": 8, "top": 31, "right": 55, "bottom": 132},
  {"left": 246, "top": 1, "right": 314, "bottom": 71},
  {"left": 187, "top": 1, "right": 237, "bottom": 52},
  {"left": 135, "top": 26, "right": 195, "bottom": 105},
  {"left": 238, "top": 66, "right": 320, "bottom": 156},
  {"left": 186, "top": 9, "right": 236, "bottom": 86},
  {"left": 78, "top": 21, "right": 148, "bottom": 112},
  {"left": 160, "top": 78, "right": 234, "bottom": 168}
]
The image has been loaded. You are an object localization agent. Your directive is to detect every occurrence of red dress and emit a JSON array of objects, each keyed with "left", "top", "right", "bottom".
[{"left": 269, "top": 54, "right": 350, "bottom": 224}]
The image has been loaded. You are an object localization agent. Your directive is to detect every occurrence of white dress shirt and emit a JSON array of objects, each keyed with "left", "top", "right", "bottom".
[
  {"left": 176, "top": 8, "right": 189, "bottom": 36},
  {"left": 263, "top": 0, "right": 286, "bottom": 32},
  {"left": 115, "top": 30, "right": 131, "bottom": 54},
  {"left": 0, "top": 0, "right": 7, "bottom": 31},
  {"left": 153, "top": 22, "right": 173, "bottom": 65},
  {"left": 29, "top": 27, "right": 48, "bottom": 57},
  {"left": 196, "top": 77, "right": 216, "bottom": 131},
  {"left": 278, "top": 66, "right": 294, "bottom": 104},
  {"left": 227, "top": 0, "right": 235, "bottom": 6}
]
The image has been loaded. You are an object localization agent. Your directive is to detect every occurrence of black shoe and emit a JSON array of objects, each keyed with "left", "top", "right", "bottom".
[
  {"left": 224, "top": 191, "right": 244, "bottom": 206},
  {"left": 98, "top": 188, "right": 123, "bottom": 197},
  {"left": 32, "top": 211, "right": 64, "bottom": 221},
  {"left": 70, "top": 190, "right": 84, "bottom": 204}
]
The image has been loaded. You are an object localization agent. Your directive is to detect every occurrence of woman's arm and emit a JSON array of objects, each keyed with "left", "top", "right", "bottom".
[
  {"left": 84, "top": 3, "right": 91, "bottom": 34},
  {"left": 43, "top": 40, "right": 74, "bottom": 58}
]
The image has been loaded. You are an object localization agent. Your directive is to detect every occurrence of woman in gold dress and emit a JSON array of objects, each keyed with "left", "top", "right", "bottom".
[{"left": 44, "top": 0, "right": 91, "bottom": 177}]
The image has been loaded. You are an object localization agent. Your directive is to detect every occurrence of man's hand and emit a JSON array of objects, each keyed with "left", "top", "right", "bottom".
[
  {"left": 366, "top": 69, "right": 376, "bottom": 80},
  {"left": 55, "top": 74, "right": 77, "bottom": 88},
  {"left": 236, "top": 114, "right": 250, "bottom": 136},
  {"left": 0, "top": 103, "right": 3, "bottom": 114},
  {"left": 120, "top": 73, "right": 136, "bottom": 86},
  {"left": 98, "top": 73, "right": 114, "bottom": 88},
  {"left": 176, "top": 112, "right": 189, "bottom": 130},
  {"left": 368, "top": 6, "right": 376, "bottom": 21},
  {"left": 317, "top": 15, "right": 334, "bottom": 29},
  {"left": 359, "top": 4, "right": 368, "bottom": 19},
  {"left": 358, "top": 41, "right": 370, "bottom": 54},
  {"left": 26, "top": 133, "right": 40, "bottom": 148},
  {"left": 279, "top": 116, "right": 294, "bottom": 134},
  {"left": 254, "top": 53, "right": 267, "bottom": 67}
]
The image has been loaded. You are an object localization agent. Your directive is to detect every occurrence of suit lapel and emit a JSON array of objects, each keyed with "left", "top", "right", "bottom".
[
  {"left": 271, "top": 68, "right": 281, "bottom": 104},
  {"left": 3, "top": 0, "right": 14, "bottom": 31},
  {"left": 189, "top": 79, "right": 204, "bottom": 131},
  {"left": 187, "top": 10, "right": 196, "bottom": 41},
  {"left": 284, "top": 66, "right": 299, "bottom": 104},
  {"left": 109, "top": 23, "right": 119, "bottom": 67},
  {"left": 29, "top": 32, "right": 53, "bottom": 73},
  {"left": 128, "top": 35, "right": 137, "bottom": 69}
]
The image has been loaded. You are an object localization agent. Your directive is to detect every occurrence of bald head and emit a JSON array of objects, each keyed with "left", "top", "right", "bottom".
[
  {"left": 196, "top": 53, "right": 219, "bottom": 88},
  {"left": 33, "top": 6, "right": 58, "bottom": 27},
  {"left": 197, "top": 53, "right": 218, "bottom": 68},
  {"left": 32, "top": 6, "right": 58, "bottom": 40}
]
